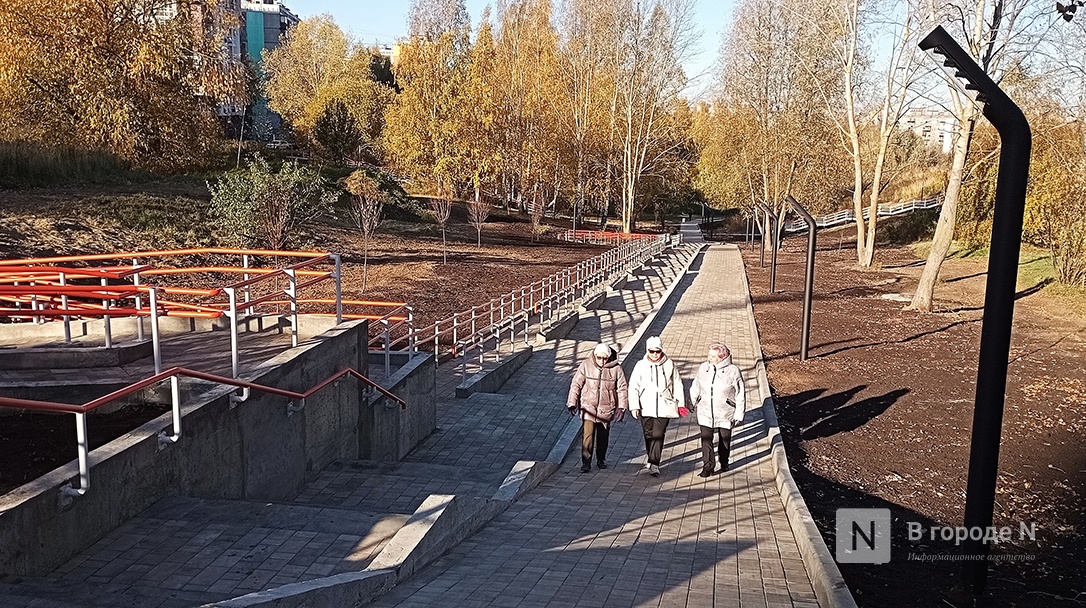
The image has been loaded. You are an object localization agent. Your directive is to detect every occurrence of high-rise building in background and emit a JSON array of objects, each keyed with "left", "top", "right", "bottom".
[{"left": 240, "top": 0, "right": 299, "bottom": 140}]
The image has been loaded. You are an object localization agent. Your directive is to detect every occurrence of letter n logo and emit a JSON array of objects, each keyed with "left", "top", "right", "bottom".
[{"left": 836, "top": 508, "right": 891, "bottom": 564}]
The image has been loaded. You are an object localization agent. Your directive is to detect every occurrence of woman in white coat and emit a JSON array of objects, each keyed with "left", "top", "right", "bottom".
[
  {"left": 690, "top": 342, "right": 745, "bottom": 477},
  {"left": 628, "top": 336, "right": 685, "bottom": 476}
]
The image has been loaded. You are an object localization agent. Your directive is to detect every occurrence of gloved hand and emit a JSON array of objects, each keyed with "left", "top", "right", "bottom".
[
  {"left": 631, "top": 409, "right": 640, "bottom": 420},
  {"left": 677, "top": 407, "right": 689, "bottom": 418},
  {"left": 568, "top": 405, "right": 578, "bottom": 417},
  {"left": 614, "top": 409, "right": 626, "bottom": 423}
]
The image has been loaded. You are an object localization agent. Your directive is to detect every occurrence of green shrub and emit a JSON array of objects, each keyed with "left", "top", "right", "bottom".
[{"left": 208, "top": 156, "right": 337, "bottom": 250}]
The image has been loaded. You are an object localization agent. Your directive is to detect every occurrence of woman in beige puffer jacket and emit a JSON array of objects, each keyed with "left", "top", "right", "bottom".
[{"left": 690, "top": 342, "right": 745, "bottom": 477}]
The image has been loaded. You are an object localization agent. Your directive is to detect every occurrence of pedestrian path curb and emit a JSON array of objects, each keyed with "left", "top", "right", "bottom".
[
  {"left": 738, "top": 246, "right": 858, "bottom": 608},
  {"left": 202, "top": 244, "right": 701, "bottom": 608}
]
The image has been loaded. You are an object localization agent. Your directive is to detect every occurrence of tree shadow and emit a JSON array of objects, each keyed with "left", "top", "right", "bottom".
[{"left": 776, "top": 385, "right": 908, "bottom": 441}]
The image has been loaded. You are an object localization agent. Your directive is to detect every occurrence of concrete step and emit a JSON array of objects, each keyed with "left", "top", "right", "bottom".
[{"left": 0, "top": 495, "right": 411, "bottom": 607}]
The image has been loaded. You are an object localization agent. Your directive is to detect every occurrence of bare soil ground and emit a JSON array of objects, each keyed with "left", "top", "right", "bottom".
[
  {"left": 0, "top": 180, "right": 611, "bottom": 496},
  {"left": 741, "top": 228, "right": 1086, "bottom": 607}
]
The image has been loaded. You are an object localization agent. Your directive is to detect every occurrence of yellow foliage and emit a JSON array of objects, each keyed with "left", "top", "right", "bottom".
[{"left": 0, "top": 0, "right": 246, "bottom": 169}]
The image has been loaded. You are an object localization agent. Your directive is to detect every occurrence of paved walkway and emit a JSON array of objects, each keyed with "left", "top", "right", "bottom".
[
  {"left": 0, "top": 243, "right": 702, "bottom": 608},
  {"left": 0, "top": 234, "right": 822, "bottom": 607},
  {"left": 369, "top": 243, "right": 819, "bottom": 608}
]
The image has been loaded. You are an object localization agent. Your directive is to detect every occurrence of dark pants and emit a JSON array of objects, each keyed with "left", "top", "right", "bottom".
[
  {"left": 640, "top": 417, "right": 670, "bottom": 465},
  {"left": 582, "top": 419, "right": 610, "bottom": 466},
  {"left": 699, "top": 425, "right": 733, "bottom": 473}
]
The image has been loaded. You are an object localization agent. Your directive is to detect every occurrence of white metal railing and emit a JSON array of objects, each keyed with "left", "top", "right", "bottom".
[
  {"left": 364, "top": 232, "right": 679, "bottom": 377},
  {"left": 782, "top": 197, "right": 942, "bottom": 233}
]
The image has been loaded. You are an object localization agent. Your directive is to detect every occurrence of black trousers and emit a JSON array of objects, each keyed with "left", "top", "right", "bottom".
[
  {"left": 582, "top": 419, "right": 610, "bottom": 465},
  {"left": 699, "top": 425, "right": 733, "bottom": 473},
  {"left": 640, "top": 416, "right": 670, "bottom": 465}
]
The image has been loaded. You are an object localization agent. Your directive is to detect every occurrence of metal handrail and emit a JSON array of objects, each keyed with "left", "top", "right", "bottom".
[
  {"left": 781, "top": 196, "right": 942, "bottom": 233},
  {"left": 0, "top": 365, "right": 404, "bottom": 499},
  {"left": 1, "top": 249, "right": 346, "bottom": 379}
]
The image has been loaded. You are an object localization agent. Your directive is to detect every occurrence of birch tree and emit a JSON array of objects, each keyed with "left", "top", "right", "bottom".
[{"left": 909, "top": 0, "right": 1050, "bottom": 311}]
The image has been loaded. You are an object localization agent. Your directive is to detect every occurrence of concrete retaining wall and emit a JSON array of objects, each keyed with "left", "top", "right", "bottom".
[
  {"left": 455, "top": 345, "right": 533, "bottom": 398},
  {"left": 360, "top": 353, "right": 437, "bottom": 461},
  {"left": 0, "top": 318, "right": 435, "bottom": 577},
  {"left": 535, "top": 311, "right": 579, "bottom": 344}
]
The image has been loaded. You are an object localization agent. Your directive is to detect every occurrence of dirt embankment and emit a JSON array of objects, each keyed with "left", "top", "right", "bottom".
[{"left": 743, "top": 230, "right": 1085, "bottom": 607}]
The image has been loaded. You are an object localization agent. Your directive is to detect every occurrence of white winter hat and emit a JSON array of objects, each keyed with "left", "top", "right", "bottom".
[
  {"left": 646, "top": 336, "right": 663, "bottom": 351},
  {"left": 593, "top": 343, "right": 611, "bottom": 357}
]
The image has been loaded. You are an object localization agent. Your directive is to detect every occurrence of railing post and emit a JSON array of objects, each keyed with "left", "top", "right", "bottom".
[
  {"left": 30, "top": 280, "right": 40, "bottom": 324},
  {"left": 75, "top": 412, "right": 89, "bottom": 492},
  {"left": 452, "top": 313, "right": 459, "bottom": 353},
  {"left": 434, "top": 320, "right": 440, "bottom": 355},
  {"left": 101, "top": 277, "right": 113, "bottom": 349},
  {"left": 332, "top": 253, "right": 343, "bottom": 325},
  {"left": 242, "top": 253, "right": 251, "bottom": 304},
  {"left": 285, "top": 268, "right": 298, "bottom": 347},
  {"left": 169, "top": 375, "right": 182, "bottom": 442},
  {"left": 59, "top": 272, "right": 71, "bottom": 343},
  {"left": 406, "top": 306, "right": 416, "bottom": 354},
  {"left": 383, "top": 319, "right": 391, "bottom": 376},
  {"left": 226, "top": 287, "right": 240, "bottom": 378},
  {"left": 133, "top": 258, "right": 144, "bottom": 342},
  {"left": 149, "top": 288, "right": 162, "bottom": 374},
  {"left": 471, "top": 307, "right": 477, "bottom": 341}
]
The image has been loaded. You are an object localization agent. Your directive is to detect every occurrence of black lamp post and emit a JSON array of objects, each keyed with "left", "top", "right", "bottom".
[
  {"left": 755, "top": 203, "right": 779, "bottom": 292},
  {"left": 785, "top": 196, "right": 817, "bottom": 361},
  {"left": 919, "top": 26, "right": 1032, "bottom": 603}
]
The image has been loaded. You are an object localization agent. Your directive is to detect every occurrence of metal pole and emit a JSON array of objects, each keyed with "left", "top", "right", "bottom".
[
  {"left": 59, "top": 272, "right": 71, "bottom": 343},
  {"left": 918, "top": 26, "right": 1034, "bottom": 600},
  {"left": 75, "top": 412, "right": 89, "bottom": 491},
  {"left": 101, "top": 277, "right": 113, "bottom": 348},
  {"left": 332, "top": 253, "right": 343, "bottom": 324},
  {"left": 149, "top": 288, "right": 162, "bottom": 374},
  {"left": 133, "top": 259, "right": 144, "bottom": 342},
  {"left": 383, "top": 319, "right": 391, "bottom": 376},
  {"left": 787, "top": 196, "right": 817, "bottom": 361},
  {"left": 226, "top": 288, "right": 240, "bottom": 378},
  {"left": 285, "top": 268, "right": 298, "bottom": 347},
  {"left": 242, "top": 254, "right": 251, "bottom": 304}
]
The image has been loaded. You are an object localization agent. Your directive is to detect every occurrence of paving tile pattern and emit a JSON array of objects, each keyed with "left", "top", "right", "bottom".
[
  {"left": 0, "top": 244, "right": 700, "bottom": 607},
  {"left": 369, "top": 244, "right": 820, "bottom": 608}
]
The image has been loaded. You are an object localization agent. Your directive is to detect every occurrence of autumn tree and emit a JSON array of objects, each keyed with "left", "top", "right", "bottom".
[
  {"left": 909, "top": 0, "right": 1054, "bottom": 311},
  {"left": 263, "top": 15, "right": 393, "bottom": 161},
  {"left": 614, "top": 0, "right": 696, "bottom": 232},
  {"left": 0, "top": 0, "right": 246, "bottom": 168},
  {"left": 706, "top": 0, "right": 847, "bottom": 237},
  {"left": 429, "top": 197, "right": 453, "bottom": 264},
  {"left": 467, "top": 197, "right": 491, "bottom": 247},
  {"left": 383, "top": 1, "right": 470, "bottom": 194},
  {"left": 343, "top": 171, "right": 384, "bottom": 291}
]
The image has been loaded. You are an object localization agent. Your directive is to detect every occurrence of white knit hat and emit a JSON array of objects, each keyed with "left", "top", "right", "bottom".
[
  {"left": 646, "top": 336, "right": 663, "bottom": 351},
  {"left": 593, "top": 343, "right": 611, "bottom": 357}
]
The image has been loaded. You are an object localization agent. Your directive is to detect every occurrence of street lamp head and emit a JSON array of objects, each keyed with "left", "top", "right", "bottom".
[{"left": 919, "top": 26, "right": 998, "bottom": 106}]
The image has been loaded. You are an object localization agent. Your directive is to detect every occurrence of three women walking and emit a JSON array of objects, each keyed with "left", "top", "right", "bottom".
[{"left": 566, "top": 337, "right": 746, "bottom": 478}]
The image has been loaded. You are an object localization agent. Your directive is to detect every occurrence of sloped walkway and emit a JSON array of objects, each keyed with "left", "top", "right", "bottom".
[
  {"left": 0, "top": 243, "right": 701, "bottom": 608},
  {"left": 369, "top": 244, "right": 820, "bottom": 607}
]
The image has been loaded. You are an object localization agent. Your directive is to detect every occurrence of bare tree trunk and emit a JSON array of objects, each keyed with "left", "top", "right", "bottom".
[
  {"left": 910, "top": 113, "right": 977, "bottom": 311},
  {"left": 362, "top": 239, "right": 369, "bottom": 293},
  {"left": 442, "top": 228, "right": 447, "bottom": 265}
]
